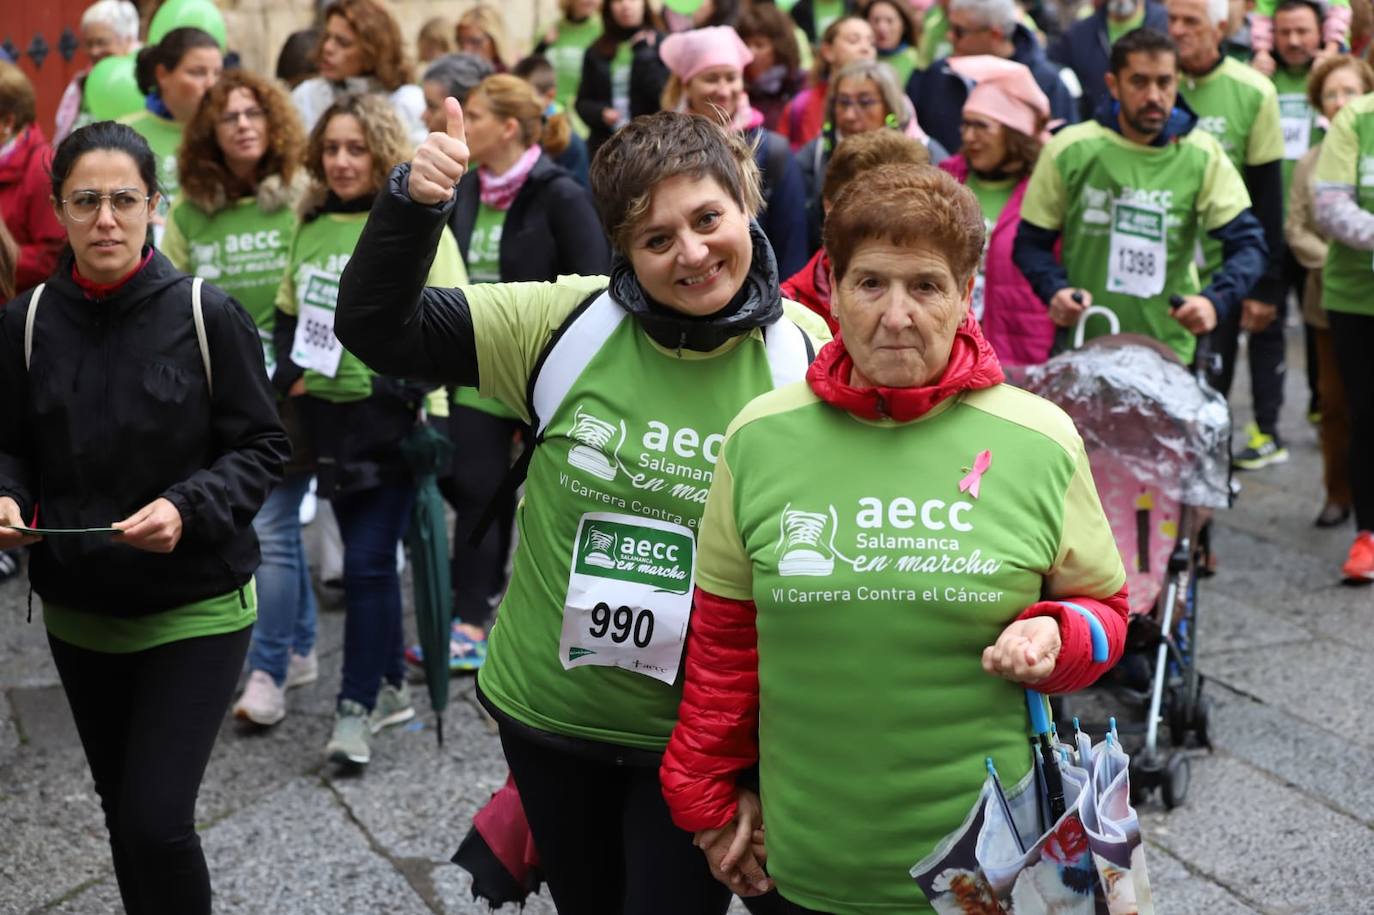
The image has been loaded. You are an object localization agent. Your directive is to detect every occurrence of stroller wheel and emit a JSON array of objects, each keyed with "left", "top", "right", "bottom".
[
  {"left": 1130, "top": 754, "right": 1160, "bottom": 806},
  {"left": 1161, "top": 753, "right": 1190, "bottom": 809}
]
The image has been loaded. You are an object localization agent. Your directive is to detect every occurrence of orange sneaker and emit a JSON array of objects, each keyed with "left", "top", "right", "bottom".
[{"left": 1342, "top": 531, "right": 1374, "bottom": 583}]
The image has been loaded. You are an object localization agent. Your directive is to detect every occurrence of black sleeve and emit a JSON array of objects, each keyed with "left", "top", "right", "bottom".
[
  {"left": 271, "top": 307, "right": 304, "bottom": 397},
  {"left": 0, "top": 293, "right": 36, "bottom": 519},
  {"left": 1012, "top": 220, "right": 1068, "bottom": 305},
  {"left": 334, "top": 164, "right": 481, "bottom": 386},
  {"left": 551, "top": 178, "right": 611, "bottom": 276},
  {"left": 576, "top": 48, "right": 609, "bottom": 129},
  {"left": 1201, "top": 207, "right": 1269, "bottom": 323},
  {"left": 1242, "top": 160, "right": 1287, "bottom": 308},
  {"left": 630, "top": 36, "right": 669, "bottom": 119},
  {"left": 161, "top": 290, "right": 289, "bottom": 545}
]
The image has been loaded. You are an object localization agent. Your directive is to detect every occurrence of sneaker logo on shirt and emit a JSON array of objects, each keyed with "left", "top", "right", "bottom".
[{"left": 567, "top": 404, "right": 626, "bottom": 482}]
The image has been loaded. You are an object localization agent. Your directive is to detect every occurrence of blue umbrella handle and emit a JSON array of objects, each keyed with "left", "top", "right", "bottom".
[{"left": 1026, "top": 603, "right": 1110, "bottom": 734}]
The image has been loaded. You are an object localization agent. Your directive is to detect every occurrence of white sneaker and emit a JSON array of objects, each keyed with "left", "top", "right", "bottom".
[
  {"left": 285, "top": 650, "right": 318, "bottom": 689},
  {"left": 233, "top": 670, "right": 286, "bottom": 726}
]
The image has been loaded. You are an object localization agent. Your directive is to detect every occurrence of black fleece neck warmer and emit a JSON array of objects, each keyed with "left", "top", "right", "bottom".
[{"left": 607, "top": 220, "right": 783, "bottom": 352}]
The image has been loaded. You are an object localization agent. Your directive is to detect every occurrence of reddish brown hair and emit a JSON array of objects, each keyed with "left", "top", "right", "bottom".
[
  {"left": 1307, "top": 53, "right": 1374, "bottom": 111},
  {"left": 180, "top": 69, "right": 305, "bottom": 205},
  {"left": 318, "top": 0, "right": 414, "bottom": 91},
  {"left": 822, "top": 129, "right": 929, "bottom": 204},
  {"left": 824, "top": 164, "right": 984, "bottom": 285}
]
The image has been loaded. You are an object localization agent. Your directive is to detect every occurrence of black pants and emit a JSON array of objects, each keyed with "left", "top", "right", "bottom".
[
  {"left": 1327, "top": 311, "right": 1374, "bottom": 530},
  {"left": 436, "top": 404, "right": 520, "bottom": 627},
  {"left": 1207, "top": 302, "right": 1287, "bottom": 436},
  {"left": 49, "top": 626, "right": 251, "bottom": 915},
  {"left": 498, "top": 720, "right": 733, "bottom": 915},
  {"left": 742, "top": 894, "right": 831, "bottom": 914}
]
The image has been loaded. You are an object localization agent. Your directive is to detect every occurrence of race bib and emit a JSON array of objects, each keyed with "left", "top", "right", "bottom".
[
  {"left": 559, "top": 512, "right": 696, "bottom": 685},
  {"left": 289, "top": 267, "right": 344, "bottom": 378},
  {"left": 1107, "top": 200, "right": 1166, "bottom": 298},
  {"left": 1279, "top": 94, "right": 1313, "bottom": 161}
]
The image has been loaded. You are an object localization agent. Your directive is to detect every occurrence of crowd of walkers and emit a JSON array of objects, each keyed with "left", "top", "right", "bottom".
[{"left": 2, "top": 0, "right": 1374, "bottom": 910}]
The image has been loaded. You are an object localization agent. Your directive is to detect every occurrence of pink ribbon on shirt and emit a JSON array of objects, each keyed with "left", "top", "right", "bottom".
[{"left": 959, "top": 450, "right": 993, "bottom": 500}]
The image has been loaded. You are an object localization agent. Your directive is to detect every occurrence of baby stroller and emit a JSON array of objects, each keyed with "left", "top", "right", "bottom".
[{"left": 1020, "top": 305, "right": 1233, "bottom": 810}]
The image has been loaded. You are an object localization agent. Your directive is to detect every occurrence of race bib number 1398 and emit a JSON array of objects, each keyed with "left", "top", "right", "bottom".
[{"left": 1107, "top": 200, "right": 1167, "bottom": 299}]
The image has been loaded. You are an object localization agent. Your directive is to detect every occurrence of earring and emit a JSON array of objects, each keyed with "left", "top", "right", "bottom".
[{"left": 884, "top": 112, "right": 898, "bottom": 129}]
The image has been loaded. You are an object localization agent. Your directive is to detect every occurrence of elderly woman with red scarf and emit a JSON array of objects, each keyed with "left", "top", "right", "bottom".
[{"left": 660, "top": 164, "right": 1130, "bottom": 914}]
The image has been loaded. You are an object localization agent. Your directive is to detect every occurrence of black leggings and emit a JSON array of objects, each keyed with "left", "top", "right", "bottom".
[
  {"left": 1327, "top": 310, "right": 1374, "bottom": 530},
  {"left": 48, "top": 626, "right": 251, "bottom": 915},
  {"left": 436, "top": 405, "right": 520, "bottom": 627},
  {"left": 498, "top": 720, "right": 733, "bottom": 915}
]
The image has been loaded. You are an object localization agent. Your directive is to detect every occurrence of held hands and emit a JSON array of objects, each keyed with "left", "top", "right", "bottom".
[
  {"left": 113, "top": 498, "right": 183, "bottom": 553},
  {"left": 694, "top": 788, "right": 772, "bottom": 897},
  {"left": 1170, "top": 294, "right": 1218, "bottom": 334},
  {"left": 1240, "top": 298, "right": 1278, "bottom": 333},
  {"left": 0, "top": 496, "right": 40, "bottom": 550},
  {"left": 1048, "top": 288, "right": 1091, "bottom": 328},
  {"left": 982, "top": 617, "right": 1061, "bottom": 686},
  {"left": 408, "top": 97, "right": 470, "bottom": 206}
]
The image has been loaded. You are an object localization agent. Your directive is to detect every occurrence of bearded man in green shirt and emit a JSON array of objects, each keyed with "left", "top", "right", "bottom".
[
  {"left": 1013, "top": 27, "right": 1268, "bottom": 364},
  {"left": 1169, "top": 0, "right": 1292, "bottom": 469}
]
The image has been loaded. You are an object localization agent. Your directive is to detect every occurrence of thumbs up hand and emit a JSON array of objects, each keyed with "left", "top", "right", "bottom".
[{"left": 408, "top": 96, "right": 469, "bottom": 206}]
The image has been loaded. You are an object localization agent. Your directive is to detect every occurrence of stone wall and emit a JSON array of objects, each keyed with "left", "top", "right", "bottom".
[{"left": 217, "top": 0, "right": 561, "bottom": 80}]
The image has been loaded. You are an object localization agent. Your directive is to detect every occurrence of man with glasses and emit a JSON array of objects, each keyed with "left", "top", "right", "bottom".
[
  {"left": 1012, "top": 28, "right": 1268, "bottom": 364},
  {"left": 1169, "top": 0, "right": 1291, "bottom": 469},
  {"left": 905, "top": 0, "right": 1081, "bottom": 154}
]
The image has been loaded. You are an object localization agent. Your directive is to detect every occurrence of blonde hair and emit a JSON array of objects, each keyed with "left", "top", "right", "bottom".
[
  {"left": 457, "top": 6, "right": 514, "bottom": 70},
  {"left": 417, "top": 17, "right": 453, "bottom": 57},
  {"left": 305, "top": 93, "right": 412, "bottom": 198},
  {"left": 471, "top": 73, "right": 571, "bottom": 157}
]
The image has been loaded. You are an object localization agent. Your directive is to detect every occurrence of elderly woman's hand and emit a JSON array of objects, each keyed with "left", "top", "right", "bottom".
[
  {"left": 693, "top": 788, "right": 773, "bottom": 897},
  {"left": 981, "top": 617, "right": 1062, "bottom": 685},
  {"left": 113, "top": 498, "right": 184, "bottom": 553},
  {"left": 408, "top": 97, "right": 470, "bottom": 206}
]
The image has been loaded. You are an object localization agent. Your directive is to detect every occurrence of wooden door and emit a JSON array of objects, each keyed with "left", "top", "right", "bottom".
[{"left": 2, "top": 0, "right": 95, "bottom": 136}]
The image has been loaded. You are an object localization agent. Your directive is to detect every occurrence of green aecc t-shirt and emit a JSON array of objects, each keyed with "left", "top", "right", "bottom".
[{"left": 1315, "top": 93, "right": 1374, "bottom": 316}]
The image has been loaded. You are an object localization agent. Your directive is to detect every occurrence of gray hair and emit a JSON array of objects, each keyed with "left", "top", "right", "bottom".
[
  {"left": 80, "top": 0, "right": 140, "bottom": 41},
  {"left": 949, "top": 0, "right": 1018, "bottom": 34},
  {"left": 422, "top": 53, "right": 495, "bottom": 103},
  {"left": 827, "top": 61, "right": 911, "bottom": 133}
]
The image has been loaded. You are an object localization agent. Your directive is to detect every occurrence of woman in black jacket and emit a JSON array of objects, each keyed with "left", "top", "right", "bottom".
[
  {"left": 437, "top": 73, "right": 608, "bottom": 668},
  {"left": 575, "top": 0, "right": 669, "bottom": 159},
  {"left": 0, "top": 122, "right": 288, "bottom": 915}
]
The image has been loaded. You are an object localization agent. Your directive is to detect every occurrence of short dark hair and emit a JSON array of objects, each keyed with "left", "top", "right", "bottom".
[
  {"left": 134, "top": 26, "right": 220, "bottom": 95},
  {"left": 590, "top": 111, "right": 762, "bottom": 253},
  {"left": 512, "top": 54, "right": 556, "bottom": 95},
  {"left": 736, "top": 3, "right": 802, "bottom": 74},
  {"left": 1275, "top": 0, "right": 1323, "bottom": 21},
  {"left": 1109, "top": 27, "right": 1178, "bottom": 76},
  {"left": 50, "top": 120, "right": 160, "bottom": 200}
]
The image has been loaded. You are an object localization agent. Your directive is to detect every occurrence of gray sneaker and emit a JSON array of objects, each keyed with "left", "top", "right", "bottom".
[
  {"left": 370, "top": 681, "right": 415, "bottom": 734},
  {"left": 326, "top": 700, "right": 372, "bottom": 766}
]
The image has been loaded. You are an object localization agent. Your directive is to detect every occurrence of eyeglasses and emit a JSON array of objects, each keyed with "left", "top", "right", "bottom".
[
  {"left": 218, "top": 107, "right": 267, "bottom": 127},
  {"left": 60, "top": 189, "right": 151, "bottom": 223},
  {"left": 949, "top": 23, "right": 992, "bottom": 39},
  {"left": 835, "top": 95, "right": 884, "bottom": 111}
]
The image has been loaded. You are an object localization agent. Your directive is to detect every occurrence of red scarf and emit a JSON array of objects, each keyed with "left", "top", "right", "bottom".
[
  {"left": 72, "top": 248, "right": 154, "bottom": 300},
  {"left": 806, "top": 313, "right": 1005, "bottom": 421}
]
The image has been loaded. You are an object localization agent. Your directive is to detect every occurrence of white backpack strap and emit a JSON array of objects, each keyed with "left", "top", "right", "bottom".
[
  {"left": 762, "top": 316, "right": 813, "bottom": 389},
  {"left": 530, "top": 289, "right": 626, "bottom": 436},
  {"left": 24, "top": 284, "right": 44, "bottom": 371},
  {"left": 191, "top": 277, "right": 213, "bottom": 399}
]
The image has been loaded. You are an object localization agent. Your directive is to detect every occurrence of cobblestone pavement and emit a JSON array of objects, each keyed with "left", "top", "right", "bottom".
[{"left": 3, "top": 332, "right": 1372, "bottom": 914}]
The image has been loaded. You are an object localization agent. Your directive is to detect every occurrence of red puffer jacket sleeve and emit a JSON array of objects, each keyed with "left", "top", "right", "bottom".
[
  {"left": 1015, "top": 584, "right": 1130, "bottom": 695},
  {"left": 660, "top": 586, "right": 761, "bottom": 833}
]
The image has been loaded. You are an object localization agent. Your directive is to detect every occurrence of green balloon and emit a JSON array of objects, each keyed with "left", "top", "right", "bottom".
[
  {"left": 147, "top": 0, "right": 228, "bottom": 49},
  {"left": 85, "top": 55, "right": 146, "bottom": 121}
]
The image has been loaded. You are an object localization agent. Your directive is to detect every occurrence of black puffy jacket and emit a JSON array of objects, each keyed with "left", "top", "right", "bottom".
[
  {"left": 0, "top": 250, "right": 289, "bottom": 616},
  {"left": 449, "top": 153, "right": 609, "bottom": 282},
  {"left": 575, "top": 33, "right": 670, "bottom": 160}
]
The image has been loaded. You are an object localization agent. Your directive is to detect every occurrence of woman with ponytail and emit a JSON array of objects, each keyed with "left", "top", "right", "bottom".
[{"left": 122, "top": 27, "right": 222, "bottom": 233}]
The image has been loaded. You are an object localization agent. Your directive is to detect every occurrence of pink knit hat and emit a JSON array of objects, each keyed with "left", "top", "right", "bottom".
[
  {"left": 946, "top": 55, "right": 1051, "bottom": 141},
  {"left": 659, "top": 26, "right": 754, "bottom": 84}
]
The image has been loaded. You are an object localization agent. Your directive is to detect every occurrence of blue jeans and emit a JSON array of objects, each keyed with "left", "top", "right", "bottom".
[
  {"left": 334, "top": 481, "right": 415, "bottom": 710},
  {"left": 246, "top": 472, "right": 318, "bottom": 686}
]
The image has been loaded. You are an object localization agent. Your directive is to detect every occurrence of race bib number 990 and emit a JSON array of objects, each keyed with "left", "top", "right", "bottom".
[
  {"left": 1107, "top": 200, "right": 1167, "bottom": 299},
  {"left": 559, "top": 512, "right": 696, "bottom": 684}
]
